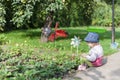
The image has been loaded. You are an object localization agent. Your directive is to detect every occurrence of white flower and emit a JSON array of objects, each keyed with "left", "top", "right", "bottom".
[{"left": 71, "top": 36, "right": 81, "bottom": 47}]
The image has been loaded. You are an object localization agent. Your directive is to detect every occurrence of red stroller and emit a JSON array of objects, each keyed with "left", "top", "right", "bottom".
[{"left": 48, "top": 22, "right": 68, "bottom": 41}]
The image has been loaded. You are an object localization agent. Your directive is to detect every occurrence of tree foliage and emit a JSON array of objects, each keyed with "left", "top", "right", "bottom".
[
  {"left": 0, "top": 0, "right": 64, "bottom": 30},
  {"left": 92, "top": 0, "right": 120, "bottom": 27},
  {"left": 102, "top": 0, "right": 117, "bottom": 4},
  {"left": 54, "top": 0, "right": 95, "bottom": 26},
  {"left": 3, "top": 0, "right": 120, "bottom": 30},
  {"left": 11, "top": 0, "right": 35, "bottom": 27},
  {"left": 0, "top": 1, "right": 6, "bottom": 30}
]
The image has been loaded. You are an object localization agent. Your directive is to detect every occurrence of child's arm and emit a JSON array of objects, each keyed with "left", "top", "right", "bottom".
[
  {"left": 86, "top": 53, "right": 97, "bottom": 62},
  {"left": 81, "top": 53, "right": 88, "bottom": 58}
]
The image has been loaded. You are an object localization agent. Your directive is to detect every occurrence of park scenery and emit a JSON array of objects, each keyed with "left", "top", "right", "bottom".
[{"left": 0, "top": 0, "right": 120, "bottom": 80}]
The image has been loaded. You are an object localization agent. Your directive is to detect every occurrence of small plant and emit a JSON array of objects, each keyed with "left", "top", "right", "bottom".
[
  {"left": 0, "top": 34, "right": 8, "bottom": 45},
  {"left": 71, "top": 36, "right": 81, "bottom": 54}
]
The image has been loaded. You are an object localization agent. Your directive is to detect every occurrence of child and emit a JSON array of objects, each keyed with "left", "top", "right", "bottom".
[{"left": 78, "top": 32, "right": 104, "bottom": 70}]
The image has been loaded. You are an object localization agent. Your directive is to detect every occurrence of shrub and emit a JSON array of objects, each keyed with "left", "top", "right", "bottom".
[
  {"left": 92, "top": 1, "right": 120, "bottom": 27},
  {"left": 0, "top": 34, "right": 8, "bottom": 45},
  {"left": 0, "top": 2, "right": 6, "bottom": 30},
  {"left": 0, "top": 42, "right": 86, "bottom": 80}
]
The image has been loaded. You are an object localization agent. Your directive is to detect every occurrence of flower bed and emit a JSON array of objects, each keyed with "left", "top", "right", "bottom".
[{"left": 0, "top": 42, "right": 85, "bottom": 80}]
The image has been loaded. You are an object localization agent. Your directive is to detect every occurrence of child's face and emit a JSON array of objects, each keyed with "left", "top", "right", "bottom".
[
  {"left": 87, "top": 42, "right": 99, "bottom": 48},
  {"left": 87, "top": 42, "right": 95, "bottom": 48}
]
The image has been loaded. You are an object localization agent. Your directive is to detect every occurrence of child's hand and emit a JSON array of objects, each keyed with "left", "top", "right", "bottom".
[{"left": 81, "top": 53, "right": 88, "bottom": 58}]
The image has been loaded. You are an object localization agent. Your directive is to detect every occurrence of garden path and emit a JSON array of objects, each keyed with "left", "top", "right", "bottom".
[{"left": 63, "top": 51, "right": 120, "bottom": 80}]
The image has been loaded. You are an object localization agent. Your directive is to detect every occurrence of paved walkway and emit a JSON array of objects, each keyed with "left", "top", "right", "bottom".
[{"left": 63, "top": 52, "right": 120, "bottom": 80}]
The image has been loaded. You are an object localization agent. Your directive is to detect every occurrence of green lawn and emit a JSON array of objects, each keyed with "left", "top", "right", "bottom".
[{"left": 2, "top": 27, "right": 119, "bottom": 55}]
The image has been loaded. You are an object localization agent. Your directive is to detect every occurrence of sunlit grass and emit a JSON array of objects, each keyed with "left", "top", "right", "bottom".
[{"left": 2, "top": 27, "right": 120, "bottom": 56}]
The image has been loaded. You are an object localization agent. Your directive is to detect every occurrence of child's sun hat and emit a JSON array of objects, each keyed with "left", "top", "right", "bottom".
[{"left": 84, "top": 32, "right": 99, "bottom": 43}]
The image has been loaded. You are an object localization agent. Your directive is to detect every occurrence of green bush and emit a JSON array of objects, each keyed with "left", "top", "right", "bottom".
[
  {"left": 0, "top": 34, "right": 8, "bottom": 45},
  {"left": 0, "top": 0, "right": 96, "bottom": 30},
  {"left": 114, "top": 4, "right": 120, "bottom": 26},
  {"left": 92, "top": 1, "right": 120, "bottom": 27},
  {"left": 0, "top": 2, "right": 6, "bottom": 30},
  {"left": 0, "top": 42, "right": 86, "bottom": 80},
  {"left": 54, "top": 0, "right": 95, "bottom": 27}
]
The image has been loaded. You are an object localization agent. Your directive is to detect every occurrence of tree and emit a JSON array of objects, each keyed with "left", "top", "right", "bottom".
[
  {"left": 0, "top": 0, "right": 64, "bottom": 30},
  {"left": 0, "top": 0, "right": 95, "bottom": 31},
  {"left": 0, "top": 1, "right": 6, "bottom": 31}
]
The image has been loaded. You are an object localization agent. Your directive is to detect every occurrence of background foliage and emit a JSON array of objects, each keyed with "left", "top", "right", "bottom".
[
  {"left": 0, "top": 0, "right": 120, "bottom": 30},
  {"left": 0, "top": 2, "right": 6, "bottom": 30},
  {"left": 92, "top": 0, "right": 120, "bottom": 27},
  {"left": 0, "top": 0, "right": 95, "bottom": 31}
]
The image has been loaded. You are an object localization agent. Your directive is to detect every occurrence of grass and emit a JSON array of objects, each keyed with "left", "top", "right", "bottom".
[{"left": 1, "top": 27, "right": 120, "bottom": 55}]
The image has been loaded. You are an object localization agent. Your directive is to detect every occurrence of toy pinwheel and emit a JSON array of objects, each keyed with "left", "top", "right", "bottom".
[{"left": 71, "top": 36, "right": 81, "bottom": 54}]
